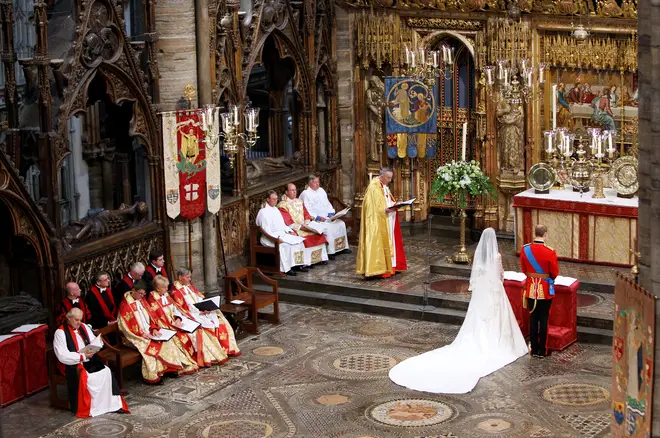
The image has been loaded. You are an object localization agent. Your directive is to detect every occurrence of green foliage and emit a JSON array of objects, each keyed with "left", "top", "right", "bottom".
[{"left": 431, "top": 160, "right": 497, "bottom": 209}]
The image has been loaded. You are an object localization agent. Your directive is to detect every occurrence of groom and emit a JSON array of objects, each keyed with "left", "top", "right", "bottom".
[{"left": 520, "top": 224, "right": 559, "bottom": 358}]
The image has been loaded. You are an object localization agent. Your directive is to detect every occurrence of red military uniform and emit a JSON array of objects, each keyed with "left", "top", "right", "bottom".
[{"left": 520, "top": 239, "right": 559, "bottom": 357}]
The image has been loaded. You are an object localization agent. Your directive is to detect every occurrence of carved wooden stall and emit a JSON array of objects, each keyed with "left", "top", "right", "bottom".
[
  {"left": 341, "top": 0, "right": 637, "bottom": 232},
  {"left": 213, "top": 0, "right": 341, "bottom": 259},
  {"left": 0, "top": 0, "right": 166, "bottom": 328}
]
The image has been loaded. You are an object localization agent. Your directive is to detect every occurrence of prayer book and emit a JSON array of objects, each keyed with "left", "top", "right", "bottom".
[
  {"left": 330, "top": 207, "right": 351, "bottom": 221},
  {"left": 392, "top": 198, "right": 416, "bottom": 209},
  {"left": 278, "top": 233, "right": 305, "bottom": 245},
  {"left": 151, "top": 328, "right": 176, "bottom": 342},
  {"left": 12, "top": 323, "right": 46, "bottom": 333},
  {"left": 554, "top": 276, "right": 578, "bottom": 287},
  {"left": 78, "top": 340, "right": 103, "bottom": 355},
  {"left": 302, "top": 221, "right": 327, "bottom": 234},
  {"left": 193, "top": 296, "right": 221, "bottom": 312},
  {"left": 176, "top": 316, "right": 201, "bottom": 333},
  {"left": 503, "top": 271, "right": 527, "bottom": 282}
]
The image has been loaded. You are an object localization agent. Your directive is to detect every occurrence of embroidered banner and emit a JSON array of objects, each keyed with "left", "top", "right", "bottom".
[
  {"left": 177, "top": 111, "right": 207, "bottom": 219},
  {"left": 204, "top": 110, "right": 221, "bottom": 215},
  {"left": 384, "top": 76, "right": 439, "bottom": 159},
  {"left": 611, "top": 273, "right": 655, "bottom": 437},
  {"left": 162, "top": 112, "right": 180, "bottom": 219}
]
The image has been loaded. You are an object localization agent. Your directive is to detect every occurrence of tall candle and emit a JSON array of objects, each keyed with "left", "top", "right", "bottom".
[
  {"left": 608, "top": 133, "right": 613, "bottom": 154},
  {"left": 411, "top": 52, "right": 416, "bottom": 68},
  {"left": 461, "top": 122, "right": 467, "bottom": 161},
  {"left": 552, "top": 85, "right": 557, "bottom": 129},
  {"left": 597, "top": 137, "right": 602, "bottom": 156}
]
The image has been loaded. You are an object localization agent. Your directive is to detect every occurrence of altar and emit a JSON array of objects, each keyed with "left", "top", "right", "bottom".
[{"left": 513, "top": 188, "right": 638, "bottom": 267}]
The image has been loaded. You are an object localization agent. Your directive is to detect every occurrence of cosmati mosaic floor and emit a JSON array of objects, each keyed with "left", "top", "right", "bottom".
[{"left": 2, "top": 303, "right": 614, "bottom": 438}]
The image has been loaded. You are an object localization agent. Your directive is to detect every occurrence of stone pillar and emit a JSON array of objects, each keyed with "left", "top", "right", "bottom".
[
  {"left": 637, "top": 1, "right": 660, "bottom": 433},
  {"left": 195, "top": 0, "right": 219, "bottom": 296},
  {"left": 156, "top": 0, "right": 205, "bottom": 282},
  {"left": 336, "top": 6, "right": 355, "bottom": 205}
]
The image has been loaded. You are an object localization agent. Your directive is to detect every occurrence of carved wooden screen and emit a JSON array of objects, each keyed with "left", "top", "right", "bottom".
[{"left": 430, "top": 37, "right": 476, "bottom": 208}]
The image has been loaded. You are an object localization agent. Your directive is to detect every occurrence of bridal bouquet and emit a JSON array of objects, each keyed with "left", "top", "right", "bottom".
[{"left": 431, "top": 160, "right": 496, "bottom": 208}]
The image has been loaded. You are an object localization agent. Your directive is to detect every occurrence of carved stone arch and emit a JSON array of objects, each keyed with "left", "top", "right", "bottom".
[
  {"left": 423, "top": 31, "right": 476, "bottom": 59},
  {"left": 316, "top": 64, "right": 335, "bottom": 96},
  {"left": 242, "top": 28, "right": 312, "bottom": 112},
  {"left": 0, "top": 192, "right": 52, "bottom": 264}
]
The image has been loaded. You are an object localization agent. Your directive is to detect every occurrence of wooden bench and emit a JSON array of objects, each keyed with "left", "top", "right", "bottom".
[
  {"left": 224, "top": 267, "right": 280, "bottom": 334},
  {"left": 329, "top": 196, "right": 357, "bottom": 244},
  {"left": 95, "top": 323, "right": 142, "bottom": 393},
  {"left": 249, "top": 224, "right": 285, "bottom": 276}
]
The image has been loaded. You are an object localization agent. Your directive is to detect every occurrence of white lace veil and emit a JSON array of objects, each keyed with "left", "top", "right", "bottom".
[{"left": 468, "top": 228, "right": 503, "bottom": 317}]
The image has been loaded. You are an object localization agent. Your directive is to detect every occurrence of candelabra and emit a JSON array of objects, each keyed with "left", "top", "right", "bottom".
[
  {"left": 483, "top": 59, "right": 546, "bottom": 103},
  {"left": 543, "top": 127, "right": 617, "bottom": 197},
  {"left": 218, "top": 104, "right": 260, "bottom": 168},
  {"left": 403, "top": 45, "right": 454, "bottom": 84}
]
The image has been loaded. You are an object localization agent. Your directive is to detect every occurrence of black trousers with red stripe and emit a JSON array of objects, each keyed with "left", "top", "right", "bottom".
[{"left": 529, "top": 299, "right": 552, "bottom": 355}]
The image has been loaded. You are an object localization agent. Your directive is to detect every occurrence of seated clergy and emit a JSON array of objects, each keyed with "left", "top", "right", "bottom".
[
  {"left": 85, "top": 271, "right": 118, "bottom": 329},
  {"left": 142, "top": 250, "right": 170, "bottom": 292},
  {"left": 114, "top": 262, "right": 145, "bottom": 305},
  {"left": 55, "top": 282, "right": 92, "bottom": 327},
  {"left": 149, "top": 275, "right": 228, "bottom": 367},
  {"left": 118, "top": 280, "right": 199, "bottom": 384},
  {"left": 299, "top": 174, "right": 350, "bottom": 257},
  {"left": 255, "top": 190, "right": 307, "bottom": 275},
  {"left": 53, "top": 308, "right": 129, "bottom": 417},
  {"left": 278, "top": 183, "right": 329, "bottom": 268},
  {"left": 172, "top": 267, "right": 241, "bottom": 358}
]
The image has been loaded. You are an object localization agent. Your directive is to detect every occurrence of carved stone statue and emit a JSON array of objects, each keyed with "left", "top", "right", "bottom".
[
  {"left": 496, "top": 99, "right": 524, "bottom": 174},
  {"left": 365, "top": 76, "right": 385, "bottom": 163},
  {"left": 64, "top": 201, "right": 149, "bottom": 244},
  {"left": 246, "top": 151, "right": 304, "bottom": 183}
]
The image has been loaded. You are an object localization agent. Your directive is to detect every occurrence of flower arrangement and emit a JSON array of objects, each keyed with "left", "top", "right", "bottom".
[{"left": 431, "top": 160, "right": 496, "bottom": 208}]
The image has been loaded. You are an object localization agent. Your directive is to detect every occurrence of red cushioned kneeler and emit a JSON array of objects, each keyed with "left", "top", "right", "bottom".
[
  {"left": 547, "top": 281, "right": 579, "bottom": 351},
  {"left": 0, "top": 334, "right": 25, "bottom": 407},
  {"left": 11, "top": 325, "right": 49, "bottom": 395},
  {"left": 504, "top": 279, "right": 529, "bottom": 336}
]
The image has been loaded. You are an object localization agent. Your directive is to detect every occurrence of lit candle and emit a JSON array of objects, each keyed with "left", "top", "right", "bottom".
[
  {"left": 411, "top": 52, "right": 416, "bottom": 68},
  {"left": 461, "top": 122, "right": 467, "bottom": 161},
  {"left": 544, "top": 131, "right": 554, "bottom": 153},
  {"left": 420, "top": 49, "right": 425, "bottom": 65},
  {"left": 597, "top": 136, "right": 602, "bottom": 156},
  {"left": 405, "top": 47, "right": 410, "bottom": 65},
  {"left": 432, "top": 51, "right": 439, "bottom": 68},
  {"left": 608, "top": 133, "right": 613, "bottom": 153},
  {"left": 503, "top": 69, "right": 509, "bottom": 86},
  {"left": 552, "top": 84, "right": 557, "bottom": 129},
  {"left": 525, "top": 69, "right": 533, "bottom": 88}
]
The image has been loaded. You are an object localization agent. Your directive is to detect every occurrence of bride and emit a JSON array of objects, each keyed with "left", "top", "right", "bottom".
[{"left": 389, "top": 228, "right": 528, "bottom": 394}]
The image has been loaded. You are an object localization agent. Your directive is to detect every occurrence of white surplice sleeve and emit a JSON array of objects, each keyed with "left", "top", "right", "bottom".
[
  {"left": 53, "top": 328, "right": 84, "bottom": 366},
  {"left": 83, "top": 324, "right": 104, "bottom": 348}
]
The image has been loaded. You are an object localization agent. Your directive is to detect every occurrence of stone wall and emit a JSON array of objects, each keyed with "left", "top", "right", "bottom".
[
  {"left": 636, "top": 1, "right": 660, "bottom": 432},
  {"left": 335, "top": 6, "right": 355, "bottom": 205}
]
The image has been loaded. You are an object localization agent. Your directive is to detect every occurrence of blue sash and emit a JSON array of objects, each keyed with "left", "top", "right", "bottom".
[{"left": 523, "top": 245, "right": 555, "bottom": 296}]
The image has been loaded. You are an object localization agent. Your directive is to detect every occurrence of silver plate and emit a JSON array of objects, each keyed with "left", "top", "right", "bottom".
[
  {"left": 528, "top": 163, "right": 557, "bottom": 191},
  {"left": 609, "top": 156, "right": 639, "bottom": 196}
]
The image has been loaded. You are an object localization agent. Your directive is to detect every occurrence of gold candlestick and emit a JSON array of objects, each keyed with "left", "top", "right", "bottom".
[
  {"left": 451, "top": 209, "right": 470, "bottom": 264},
  {"left": 592, "top": 158, "right": 605, "bottom": 199}
]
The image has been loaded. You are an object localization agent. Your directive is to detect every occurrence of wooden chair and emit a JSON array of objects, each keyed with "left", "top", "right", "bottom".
[
  {"left": 329, "top": 196, "right": 358, "bottom": 244},
  {"left": 48, "top": 348, "right": 70, "bottom": 410},
  {"left": 94, "top": 323, "right": 142, "bottom": 393},
  {"left": 223, "top": 267, "right": 280, "bottom": 334},
  {"left": 249, "top": 224, "right": 284, "bottom": 276}
]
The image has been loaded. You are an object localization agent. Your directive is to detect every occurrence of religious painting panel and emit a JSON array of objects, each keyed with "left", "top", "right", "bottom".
[{"left": 611, "top": 274, "right": 654, "bottom": 438}]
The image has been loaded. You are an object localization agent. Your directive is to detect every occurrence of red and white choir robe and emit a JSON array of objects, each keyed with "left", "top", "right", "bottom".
[
  {"left": 85, "top": 285, "right": 117, "bottom": 329},
  {"left": 143, "top": 264, "right": 170, "bottom": 292},
  {"left": 118, "top": 292, "right": 199, "bottom": 383},
  {"left": 148, "top": 290, "right": 228, "bottom": 367},
  {"left": 53, "top": 323, "right": 128, "bottom": 417},
  {"left": 255, "top": 205, "right": 306, "bottom": 273},
  {"left": 55, "top": 297, "right": 92, "bottom": 327},
  {"left": 172, "top": 280, "right": 241, "bottom": 357},
  {"left": 299, "top": 186, "right": 349, "bottom": 255},
  {"left": 278, "top": 197, "right": 329, "bottom": 266}
]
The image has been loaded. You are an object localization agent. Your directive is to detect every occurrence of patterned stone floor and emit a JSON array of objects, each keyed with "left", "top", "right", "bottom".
[{"left": 4, "top": 304, "right": 614, "bottom": 438}]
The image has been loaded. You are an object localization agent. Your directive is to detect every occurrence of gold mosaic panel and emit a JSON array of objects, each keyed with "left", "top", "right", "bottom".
[
  {"left": 593, "top": 217, "right": 634, "bottom": 265},
  {"left": 535, "top": 210, "right": 574, "bottom": 259}
]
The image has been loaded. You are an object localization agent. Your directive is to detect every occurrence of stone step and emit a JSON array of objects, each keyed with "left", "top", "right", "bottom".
[
  {"left": 276, "top": 286, "right": 613, "bottom": 346},
  {"left": 429, "top": 260, "right": 615, "bottom": 295}
]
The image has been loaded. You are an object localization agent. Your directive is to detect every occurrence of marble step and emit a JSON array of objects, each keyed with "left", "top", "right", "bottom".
[{"left": 276, "top": 287, "right": 613, "bottom": 346}]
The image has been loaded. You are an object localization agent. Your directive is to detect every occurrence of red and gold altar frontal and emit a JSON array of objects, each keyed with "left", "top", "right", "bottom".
[{"left": 513, "top": 188, "right": 637, "bottom": 267}]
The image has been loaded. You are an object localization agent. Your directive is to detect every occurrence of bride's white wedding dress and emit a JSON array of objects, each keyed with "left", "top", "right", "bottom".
[{"left": 389, "top": 228, "right": 529, "bottom": 394}]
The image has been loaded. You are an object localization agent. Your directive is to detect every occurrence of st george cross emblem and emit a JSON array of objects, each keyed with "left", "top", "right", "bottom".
[
  {"left": 208, "top": 184, "right": 220, "bottom": 200},
  {"left": 184, "top": 184, "right": 200, "bottom": 201},
  {"left": 166, "top": 189, "right": 179, "bottom": 205}
]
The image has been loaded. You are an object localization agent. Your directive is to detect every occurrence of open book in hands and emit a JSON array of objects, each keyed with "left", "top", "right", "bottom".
[
  {"left": 150, "top": 328, "right": 177, "bottom": 342},
  {"left": 176, "top": 316, "right": 201, "bottom": 333},
  {"left": 193, "top": 296, "right": 221, "bottom": 312},
  {"left": 78, "top": 339, "right": 103, "bottom": 355},
  {"left": 391, "top": 198, "right": 416, "bottom": 209},
  {"left": 302, "top": 221, "right": 327, "bottom": 235},
  {"left": 329, "top": 207, "right": 350, "bottom": 221}
]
